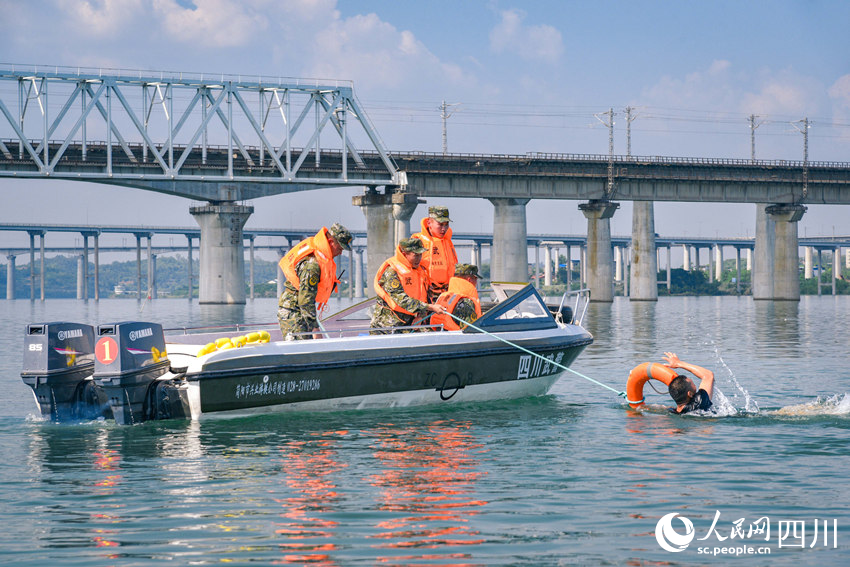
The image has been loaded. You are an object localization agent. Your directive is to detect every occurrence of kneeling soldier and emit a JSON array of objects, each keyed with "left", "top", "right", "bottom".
[
  {"left": 431, "top": 263, "right": 482, "bottom": 331},
  {"left": 370, "top": 237, "right": 447, "bottom": 334}
]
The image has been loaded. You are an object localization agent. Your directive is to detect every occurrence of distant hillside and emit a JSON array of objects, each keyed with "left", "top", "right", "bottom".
[{"left": 2, "top": 255, "right": 284, "bottom": 298}]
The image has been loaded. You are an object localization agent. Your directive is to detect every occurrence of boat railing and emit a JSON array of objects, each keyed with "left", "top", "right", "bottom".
[
  {"left": 306, "top": 322, "right": 445, "bottom": 339},
  {"left": 165, "top": 322, "right": 280, "bottom": 335},
  {"left": 557, "top": 288, "right": 590, "bottom": 327}
]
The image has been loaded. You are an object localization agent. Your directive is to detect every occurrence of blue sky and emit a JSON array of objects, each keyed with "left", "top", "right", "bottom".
[{"left": 1, "top": 0, "right": 849, "bottom": 254}]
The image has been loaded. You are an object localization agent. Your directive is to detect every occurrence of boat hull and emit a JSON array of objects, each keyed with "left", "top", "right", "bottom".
[{"left": 180, "top": 329, "right": 591, "bottom": 418}]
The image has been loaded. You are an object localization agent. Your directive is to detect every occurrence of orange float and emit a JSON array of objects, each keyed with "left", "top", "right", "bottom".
[{"left": 626, "top": 362, "right": 679, "bottom": 408}]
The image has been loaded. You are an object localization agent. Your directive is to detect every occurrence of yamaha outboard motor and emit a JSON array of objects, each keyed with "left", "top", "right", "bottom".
[
  {"left": 21, "top": 322, "right": 112, "bottom": 421},
  {"left": 93, "top": 321, "right": 189, "bottom": 425},
  {"left": 94, "top": 321, "right": 188, "bottom": 425}
]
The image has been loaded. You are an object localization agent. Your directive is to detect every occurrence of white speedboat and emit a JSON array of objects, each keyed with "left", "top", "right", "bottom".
[{"left": 22, "top": 285, "right": 592, "bottom": 424}]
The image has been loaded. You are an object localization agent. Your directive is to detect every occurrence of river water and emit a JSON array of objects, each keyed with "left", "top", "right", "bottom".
[{"left": 0, "top": 295, "right": 848, "bottom": 566}]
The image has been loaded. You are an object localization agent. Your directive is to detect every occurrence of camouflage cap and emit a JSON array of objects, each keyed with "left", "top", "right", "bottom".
[
  {"left": 399, "top": 237, "right": 427, "bottom": 254},
  {"left": 328, "top": 222, "right": 352, "bottom": 251},
  {"left": 428, "top": 206, "right": 452, "bottom": 223},
  {"left": 454, "top": 263, "right": 480, "bottom": 279}
]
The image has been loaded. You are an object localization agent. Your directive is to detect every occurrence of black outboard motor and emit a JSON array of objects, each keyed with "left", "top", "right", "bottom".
[
  {"left": 21, "top": 322, "right": 112, "bottom": 421},
  {"left": 93, "top": 321, "right": 189, "bottom": 425}
]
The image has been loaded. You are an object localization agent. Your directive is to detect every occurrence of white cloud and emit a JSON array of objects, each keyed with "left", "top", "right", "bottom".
[
  {"left": 151, "top": 0, "right": 269, "bottom": 48},
  {"left": 740, "top": 78, "right": 810, "bottom": 116},
  {"left": 306, "top": 12, "right": 470, "bottom": 95},
  {"left": 642, "top": 60, "right": 817, "bottom": 117},
  {"left": 489, "top": 9, "right": 563, "bottom": 63},
  {"left": 56, "top": 0, "right": 147, "bottom": 37},
  {"left": 643, "top": 59, "right": 734, "bottom": 109},
  {"left": 828, "top": 74, "right": 850, "bottom": 108}
]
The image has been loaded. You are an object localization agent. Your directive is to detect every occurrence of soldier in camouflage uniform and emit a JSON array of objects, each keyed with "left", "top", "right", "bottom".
[
  {"left": 278, "top": 223, "right": 353, "bottom": 340},
  {"left": 411, "top": 205, "right": 458, "bottom": 302},
  {"left": 431, "top": 263, "right": 483, "bottom": 331},
  {"left": 370, "top": 237, "right": 447, "bottom": 334}
]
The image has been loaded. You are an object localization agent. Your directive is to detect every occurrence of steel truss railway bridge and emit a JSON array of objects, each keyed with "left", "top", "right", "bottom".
[{"left": 2, "top": 64, "right": 849, "bottom": 302}]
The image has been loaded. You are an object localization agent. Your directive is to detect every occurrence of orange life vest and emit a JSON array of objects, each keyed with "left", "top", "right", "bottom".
[
  {"left": 279, "top": 227, "right": 339, "bottom": 312},
  {"left": 412, "top": 217, "right": 458, "bottom": 289},
  {"left": 431, "top": 277, "right": 482, "bottom": 330},
  {"left": 374, "top": 246, "right": 428, "bottom": 317}
]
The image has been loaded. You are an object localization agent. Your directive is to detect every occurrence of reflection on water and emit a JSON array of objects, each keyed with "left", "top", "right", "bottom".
[
  {"left": 20, "top": 414, "right": 492, "bottom": 565},
  {"left": 753, "top": 300, "right": 801, "bottom": 358},
  {"left": 367, "top": 419, "right": 486, "bottom": 561},
  {"left": 583, "top": 303, "right": 614, "bottom": 350},
  {"left": 274, "top": 431, "right": 347, "bottom": 566},
  {"left": 628, "top": 301, "right": 658, "bottom": 354}
]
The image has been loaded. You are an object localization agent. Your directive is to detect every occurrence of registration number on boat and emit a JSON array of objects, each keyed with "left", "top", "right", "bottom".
[{"left": 234, "top": 377, "right": 321, "bottom": 399}]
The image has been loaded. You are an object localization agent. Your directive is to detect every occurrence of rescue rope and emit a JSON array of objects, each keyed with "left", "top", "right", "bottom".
[{"left": 446, "top": 313, "right": 629, "bottom": 401}]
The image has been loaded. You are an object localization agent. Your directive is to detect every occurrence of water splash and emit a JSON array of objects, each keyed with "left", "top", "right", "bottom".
[
  {"left": 771, "top": 393, "right": 850, "bottom": 417},
  {"left": 709, "top": 340, "right": 760, "bottom": 414},
  {"left": 703, "top": 388, "right": 738, "bottom": 417}
]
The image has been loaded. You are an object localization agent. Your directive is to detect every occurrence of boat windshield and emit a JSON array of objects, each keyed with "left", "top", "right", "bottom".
[{"left": 467, "top": 284, "right": 557, "bottom": 333}]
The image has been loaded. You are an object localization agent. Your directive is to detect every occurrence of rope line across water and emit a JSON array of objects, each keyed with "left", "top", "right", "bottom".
[{"left": 446, "top": 312, "right": 632, "bottom": 401}]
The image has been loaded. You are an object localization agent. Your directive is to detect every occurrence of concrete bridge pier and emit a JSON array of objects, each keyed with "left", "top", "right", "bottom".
[
  {"left": 489, "top": 198, "right": 530, "bottom": 282},
  {"left": 392, "top": 192, "right": 422, "bottom": 244},
  {"left": 347, "top": 248, "right": 354, "bottom": 299},
  {"left": 735, "top": 247, "right": 743, "bottom": 294},
  {"left": 93, "top": 233, "right": 100, "bottom": 300},
  {"left": 804, "top": 246, "right": 814, "bottom": 279},
  {"left": 623, "top": 245, "right": 631, "bottom": 297},
  {"left": 614, "top": 247, "right": 623, "bottom": 283},
  {"left": 354, "top": 248, "right": 365, "bottom": 298},
  {"left": 578, "top": 244, "right": 587, "bottom": 289},
  {"left": 715, "top": 244, "right": 723, "bottom": 282},
  {"left": 77, "top": 232, "right": 100, "bottom": 301},
  {"left": 190, "top": 203, "right": 254, "bottom": 304},
  {"left": 5, "top": 255, "right": 14, "bottom": 299},
  {"left": 579, "top": 200, "right": 619, "bottom": 302},
  {"left": 629, "top": 201, "right": 657, "bottom": 301},
  {"left": 471, "top": 242, "right": 482, "bottom": 267},
  {"left": 753, "top": 204, "right": 776, "bottom": 300},
  {"left": 248, "top": 236, "right": 255, "bottom": 300},
  {"left": 150, "top": 254, "right": 158, "bottom": 300},
  {"left": 543, "top": 245, "right": 552, "bottom": 286},
  {"left": 846, "top": 248, "right": 850, "bottom": 270},
  {"left": 186, "top": 234, "right": 195, "bottom": 300},
  {"left": 767, "top": 204, "right": 806, "bottom": 301},
  {"left": 552, "top": 246, "right": 561, "bottom": 284},
  {"left": 28, "top": 231, "right": 45, "bottom": 301},
  {"left": 76, "top": 255, "right": 85, "bottom": 299},
  {"left": 353, "top": 188, "right": 394, "bottom": 286},
  {"left": 276, "top": 247, "right": 287, "bottom": 299},
  {"left": 533, "top": 245, "right": 540, "bottom": 286}
]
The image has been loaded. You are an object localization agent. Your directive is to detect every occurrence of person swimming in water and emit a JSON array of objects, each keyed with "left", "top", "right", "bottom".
[{"left": 664, "top": 352, "right": 715, "bottom": 414}]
